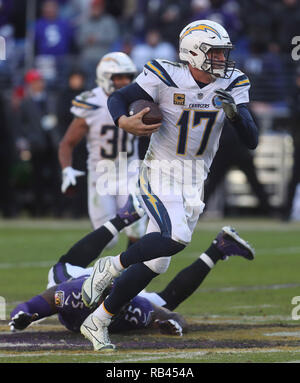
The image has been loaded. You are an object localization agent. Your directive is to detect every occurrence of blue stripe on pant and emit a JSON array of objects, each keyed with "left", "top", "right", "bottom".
[{"left": 139, "top": 168, "right": 172, "bottom": 238}]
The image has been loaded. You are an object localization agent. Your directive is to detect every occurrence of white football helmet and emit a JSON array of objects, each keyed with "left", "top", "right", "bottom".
[
  {"left": 179, "top": 19, "right": 235, "bottom": 78},
  {"left": 96, "top": 52, "right": 136, "bottom": 95}
]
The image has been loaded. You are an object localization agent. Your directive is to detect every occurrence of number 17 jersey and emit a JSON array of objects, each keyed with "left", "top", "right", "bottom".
[{"left": 135, "top": 59, "right": 250, "bottom": 184}]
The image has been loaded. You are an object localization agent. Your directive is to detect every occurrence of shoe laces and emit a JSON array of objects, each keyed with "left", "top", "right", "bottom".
[{"left": 95, "top": 271, "right": 112, "bottom": 293}]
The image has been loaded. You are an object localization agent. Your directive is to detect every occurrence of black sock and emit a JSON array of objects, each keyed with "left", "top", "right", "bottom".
[
  {"left": 205, "top": 242, "right": 224, "bottom": 263},
  {"left": 158, "top": 243, "right": 223, "bottom": 311},
  {"left": 119, "top": 232, "right": 185, "bottom": 268},
  {"left": 158, "top": 258, "right": 211, "bottom": 311},
  {"left": 104, "top": 263, "right": 158, "bottom": 314},
  {"left": 59, "top": 216, "right": 126, "bottom": 268}
]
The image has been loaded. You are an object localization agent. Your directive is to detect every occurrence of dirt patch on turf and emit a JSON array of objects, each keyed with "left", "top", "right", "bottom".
[{"left": 2, "top": 323, "right": 300, "bottom": 352}]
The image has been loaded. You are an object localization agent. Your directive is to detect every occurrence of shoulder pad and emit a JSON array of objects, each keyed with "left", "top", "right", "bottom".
[
  {"left": 72, "top": 90, "right": 100, "bottom": 110},
  {"left": 225, "top": 70, "right": 250, "bottom": 92},
  {"left": 144, "top": 59, "right": 178, "bottom": 88}
]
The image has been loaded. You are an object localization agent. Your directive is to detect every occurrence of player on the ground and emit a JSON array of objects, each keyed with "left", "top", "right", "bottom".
[
  {"left": 79, "top": 20, "right": 258, "bottom": 350},
  {"left": 58, "top": 52, "right": 146, "bottom": 249},
  {"left": 9, "top": 275, "right": 187, "bottom": 337},
  {"left": 9, "top": 195, "right": 254, "bottom": 343}
]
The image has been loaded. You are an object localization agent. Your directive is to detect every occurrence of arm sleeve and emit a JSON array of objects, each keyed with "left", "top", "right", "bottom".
[
  {"left": 228, "top": 104, "right": 258, "bottom": 150},
  {"left": 107, "top": 82, "right": 154, "bottom": 126}
]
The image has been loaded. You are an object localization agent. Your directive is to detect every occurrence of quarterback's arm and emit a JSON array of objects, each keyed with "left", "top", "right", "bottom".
[
  {"left": 107, "top": 83, "right": 161, "bottom": 136},
  {"left": 215, "top": 87, "right": 258, "bottom": 150},
  {"left": 229, "top": 104, "right": 258, "bottom": 150}
]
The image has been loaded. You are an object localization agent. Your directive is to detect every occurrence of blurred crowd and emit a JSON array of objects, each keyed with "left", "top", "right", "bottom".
[{"left": 0, "top": 0, "right": 300, "bottom": 220}]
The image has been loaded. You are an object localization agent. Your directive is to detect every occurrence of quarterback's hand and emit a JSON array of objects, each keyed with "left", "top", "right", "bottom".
[
  {"left": 214, "top": 89, "right": 237, "bottom": 120},
  {"left": 61, "top": 166, "right": 85, "bottom": 193},
  {"left": 118, "top": 109, "right": 161, "bottom": 137},
  {"left": 9, "top": 311, "right": 39, "bottom": 332}
]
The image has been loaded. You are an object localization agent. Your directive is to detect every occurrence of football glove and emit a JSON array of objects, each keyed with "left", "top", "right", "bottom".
[
  {"left": 9, "top": 311, "right": 39, "bottom": 332},
  {"left": 155, "top": 319, "right": 183, "bottom": 336},
  {"left": 214, "top": 89, "right": 237, "bottom": 120},
  {"left": 61, "top": 166, "right": 85, "bottom": 193}
]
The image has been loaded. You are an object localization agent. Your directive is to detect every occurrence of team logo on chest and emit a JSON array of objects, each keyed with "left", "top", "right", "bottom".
[
  {"left": 173, "top": 93, "right": 185, "bottom": 105},
  {"left": 212, "top": 95, "right": 223, "bottom": 109}
]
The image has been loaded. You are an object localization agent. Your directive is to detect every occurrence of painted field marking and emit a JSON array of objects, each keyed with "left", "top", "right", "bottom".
[
  {"left": 264, "top": 331, "right": 300, "bottom": 337},
  {"left": 2, "top": 348, "right": 300, "bottom": 363},
  {"left": 0, "top": 260, "right": 55, "bottom": 269},
  {"left": 189, "top": 314, "right": 293, "bottom": 323},
  {"left": 231, "top": 304, "right": 279, "bottom": 309}
]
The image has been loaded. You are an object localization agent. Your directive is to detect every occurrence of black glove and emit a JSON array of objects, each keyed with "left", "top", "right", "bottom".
[
  {"left": 154, "top": 319, "right": 183, "bottom": 336},
  {"left": 215, "top": 89, "right": 237, "bottom": 120},
  {"left": 9, "top": 311, "right": 39, "bottom": 331}
]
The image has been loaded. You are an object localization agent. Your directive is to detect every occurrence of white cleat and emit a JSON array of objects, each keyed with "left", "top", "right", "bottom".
[
  {"left": 80, "top": 313, "right": 115, "bottom": 351},
  {"left": 81, "top": 256, "right": 120, "bottom": 308}
]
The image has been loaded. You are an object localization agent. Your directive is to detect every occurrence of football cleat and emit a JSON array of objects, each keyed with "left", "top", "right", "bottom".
[
  {"left": 80, "top": 313, "right": 115, "bottom": 351},
  {"left": 81, "top": 256, "right": 121, "bottom": 308},
  {"left": 117, "top": 191, "right": 145, "bottom": 227},
  {"left": 155, "top": 319, "right": 183, "bottom": 336},
  {"left": 214, "top": 226, "right": 255, "bottom": 260}
]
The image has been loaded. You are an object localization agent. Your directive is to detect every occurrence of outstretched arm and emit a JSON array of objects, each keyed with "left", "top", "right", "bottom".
[
  {"left": 149, "top": 303, "right": 188, "bottom": 336},
  {"left": 9, "top": 287, "right": 57, "bottom": 331}
]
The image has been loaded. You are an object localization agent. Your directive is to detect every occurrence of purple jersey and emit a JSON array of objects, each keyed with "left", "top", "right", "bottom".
[
  {"left": 54, "top": 276, "right": 92, "bottom": 332},
  {"left": 54, "top": 277, "right": 154, "bottom": 333}
]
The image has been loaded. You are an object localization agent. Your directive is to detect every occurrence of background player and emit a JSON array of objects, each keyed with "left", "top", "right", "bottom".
[
  {"left": 58, "top": 51, "right": 146, "bottom": 250},
  {"left": 80, "top": 19, "right": 258, "bottom": 350}
]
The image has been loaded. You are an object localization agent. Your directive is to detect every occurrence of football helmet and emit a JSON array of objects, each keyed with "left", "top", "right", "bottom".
[
  {"left": 179, "top": 20, "right": 235, "bottom": 78},
  {"left": 96, "top": 52, "right": 136, "bottom": 95}
]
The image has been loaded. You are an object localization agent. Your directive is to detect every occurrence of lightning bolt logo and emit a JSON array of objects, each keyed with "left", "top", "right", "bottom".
[
  {"left": 139, "top": 173, "right": 162, "bottom": 221},
  {"left": 181, "top": 24, "right": 221, "bottom": 40}
]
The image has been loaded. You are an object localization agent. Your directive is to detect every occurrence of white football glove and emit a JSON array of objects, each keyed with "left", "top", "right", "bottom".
[
  {"left": 61, "top": 166, "right": 85, "bottom": 193},
  {"left": 214, "top": 89, "right": 238, "bottom": 120}
]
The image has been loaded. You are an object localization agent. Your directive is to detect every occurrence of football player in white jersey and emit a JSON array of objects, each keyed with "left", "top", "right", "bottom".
[
  {"left": 58, "top": 52, "right": 146, "bottom": 250},
  {"left": 79, "top": 20, "right": 258, "bottom": 350}
]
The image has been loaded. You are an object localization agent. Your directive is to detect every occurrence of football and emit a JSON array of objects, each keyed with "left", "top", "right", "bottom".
[{"left": 128, "top": 100, "right": 162, "bottom": 125}]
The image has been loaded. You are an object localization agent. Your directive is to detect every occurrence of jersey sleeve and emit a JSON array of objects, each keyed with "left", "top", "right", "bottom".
[
  {"left": 225, "top": 73, "right": 251, "bottom": 105},
  {"left": 135, "top": 59, "right": 179, "bottom": 103},
  {"left": 135, "top": 64, "right": 160, "bottom": 103},
  {"left": 70, "top": 90, "right": 100, "bottom": 124}
]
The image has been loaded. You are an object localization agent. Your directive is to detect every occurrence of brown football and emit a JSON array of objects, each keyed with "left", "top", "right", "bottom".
[{"left": 129, "top": 100, "right": 162, "bottom": 125}]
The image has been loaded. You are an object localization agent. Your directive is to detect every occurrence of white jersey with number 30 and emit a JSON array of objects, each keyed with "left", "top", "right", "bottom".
[
  {"left": 70, "top": 87, "right": 137, "bottom": 173},
  {"left": 135, "top": 59, "right": 250, "bottom": 184}
]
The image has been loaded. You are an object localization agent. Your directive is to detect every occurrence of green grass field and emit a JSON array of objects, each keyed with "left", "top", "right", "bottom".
[{"left": 1, "top": 217, "right": 300, "bottom": 363}]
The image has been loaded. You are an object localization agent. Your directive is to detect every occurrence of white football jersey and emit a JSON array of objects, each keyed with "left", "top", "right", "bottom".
[
  {"left": 71, "top": 87, "right": 138, "bottom": 173},
  {"left": 135, "top": 59, "right": 250, "bottom": 184}
]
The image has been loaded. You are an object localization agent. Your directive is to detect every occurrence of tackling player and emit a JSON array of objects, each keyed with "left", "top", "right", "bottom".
[
  {"left": 10, "top": 195, "right": 254, "bottom": 342},
  {"left": 80, "top": 20, "right": 258, "bottom": 350},
  {"left": 58, "top": 52, "right": 146, "bottom": 249}
]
